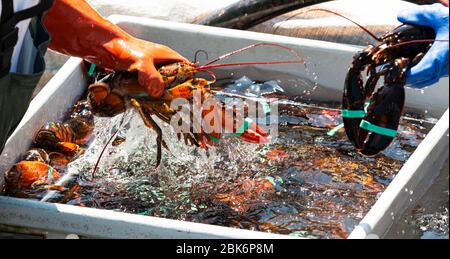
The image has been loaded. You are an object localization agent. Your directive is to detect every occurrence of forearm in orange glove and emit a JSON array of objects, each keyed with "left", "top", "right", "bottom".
[{"left": 44, "top": 0, "right": 188, "bottom": 98}]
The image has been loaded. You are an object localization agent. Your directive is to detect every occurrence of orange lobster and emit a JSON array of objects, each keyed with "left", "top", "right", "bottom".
[
  {"left": 88, "top": 43, "right": 304, "bottom": 168},
  {"left": 5, "top": 151, "right": 61, "bottom": 198}
]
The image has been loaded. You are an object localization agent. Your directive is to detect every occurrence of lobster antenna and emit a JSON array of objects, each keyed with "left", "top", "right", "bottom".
[
  {"left": 376, "top": 39, "right": 449, "bottom": 51},
  {"left": 92, "top": 113, "right": 126, "bottom": 178},
  {"left": 198, "top": 60, "right": 305, "bottom": 71},
  {"left": 200, "top": 42, "right": 306, "bottom": 67},
  {"left": 273, "top": 8, "right": 383, "bottom": 42},
  {"left": 202, "top": 70, "right": 217, "bottom": 84},
  {"left": 194, "top": 50, "right": 209, "bottom": 63}
]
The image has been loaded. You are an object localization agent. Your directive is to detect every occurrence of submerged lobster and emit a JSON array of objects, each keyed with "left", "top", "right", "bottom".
[
  {"left": 87, "top": 43, "right": 303, "bottom": 168},
  {"left": 342, "top": 22, "right": 436, "bottom": 155},
  {"left": 5, "top": 101, "right": 95, "bottom": 196},
  {"left": 34, "top": 100, "right": 94, "bottom": 153},
  {"left": 5, "top": 149, "right": 61, "bottom": 197}
]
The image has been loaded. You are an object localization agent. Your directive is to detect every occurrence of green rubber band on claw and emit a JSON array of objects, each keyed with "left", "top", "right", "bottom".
[
  {"left": 234, "top": 118, "right": 253, "bottom": 137},
  {"left": 47, "top": 166, "right": 54, "bottom": 181},
  {"left": 331, "top": 102, "right": 374, "bottom": 136},
  {"left": 342, "top": 102, "right": 371, "bottom": 118},
  {"left": 360, "top": 120, "right": 397, "bottom": 138},
  {"left": 341, "top": 110, "right": 366, "bottom": 119},
  {"left": 261, "top": 102, "right": 271, "bottom": 115},
  {"left": 327, "top": 123, "right": 345, "bottom": 136},
  {"left": 210, "top": 136, "right": 220, "bottom": 143},
  {"left": 88, "top": 64, "right": 96, "bottom": 77},
  {"left": 364, "top": 102, "right": 370, "bottom": 112}
]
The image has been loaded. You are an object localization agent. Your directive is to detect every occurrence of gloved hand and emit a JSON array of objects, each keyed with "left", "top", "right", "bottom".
[
  {"left": 398, "top": 3, "right": 449, "bottom": 88},
  {"left": 112, "top": 38, "right": 189, "bottom": 98},
  {"left": 45, "top": 0, "right": 188, "bottom": 98}
]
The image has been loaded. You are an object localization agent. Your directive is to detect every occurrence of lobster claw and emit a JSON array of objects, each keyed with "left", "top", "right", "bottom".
[
  {"left": 343, "top": 58, "right": 407, "bottom": 156},
  {"left": 342, "top": 50, "right": 373, "bottom": 150},
  {"left": 360, "top": 89, "right": 405, "bottom": 156},
  {"left": 88, "top": 82, "right": 126, "bottom": 117},
  {"left": 357, "top": 60, "right": 407, "bottom": 156},
  {"left": 238, "top": 120, "right": 270, "bottom": 144},
  {"left": 204, "top": 118, "right": 269, "bottom": 145}
]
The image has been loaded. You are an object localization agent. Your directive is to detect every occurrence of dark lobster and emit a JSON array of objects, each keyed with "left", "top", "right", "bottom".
[
  {"left": 343, "top": 24, "right": 436, "bottom": 156},
  {"left": 199, "top": 2, "right": 441, "bottom": 156}
]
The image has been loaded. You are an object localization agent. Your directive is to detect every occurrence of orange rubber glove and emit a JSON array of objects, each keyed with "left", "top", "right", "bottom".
[{"left": 44, "top": 0, "right": 188, "bottom": 98}]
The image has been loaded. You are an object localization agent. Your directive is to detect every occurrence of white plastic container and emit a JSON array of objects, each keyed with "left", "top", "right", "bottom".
[{"left": 0, "top": 16, "right": 448, "bottom": 239}]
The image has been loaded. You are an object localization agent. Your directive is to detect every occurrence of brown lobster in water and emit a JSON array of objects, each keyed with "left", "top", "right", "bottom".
[
  {"left": 5, "top": 101, "right": 95, "bottom": 196},
  {"left": 87, "top": 43, "right": 304, "bottom": 168},
  {"left": 34, "top": 100, "right": 95, "bottom": 153},
  {"left": 5, "top": 149, "right": 61, "bottom": 198}
]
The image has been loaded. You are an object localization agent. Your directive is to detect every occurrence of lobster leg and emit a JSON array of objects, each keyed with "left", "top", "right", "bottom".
[
  {"left": 144, "top": 104, "right": 194, "bottom": 151},
  {"left": 150, "top": 102, "right": 202, "bottom": 149},
  {"left": 185, "top": 133, "right": 201, "bottom": 147},
  {"left": 130, "top": 99, "right": 163, "bottom": 168}
]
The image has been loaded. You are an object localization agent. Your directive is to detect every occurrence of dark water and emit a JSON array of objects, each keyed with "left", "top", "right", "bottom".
[{"left": 5, "top": 78, "right": 435, "bottom": 239}]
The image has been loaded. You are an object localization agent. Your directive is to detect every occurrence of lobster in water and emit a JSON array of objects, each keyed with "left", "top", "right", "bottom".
[
  {"left": 87, "top": 43, "right": 304, "bottom": 168},
  {"left": 34, "top": 100, "right": 95, "bottom": 153},
  {"left": 5, "top": 101, "right": 95, "bottom": 197},
  {"left": 5, "top": 148, "right": 61, "bottom": 197}
]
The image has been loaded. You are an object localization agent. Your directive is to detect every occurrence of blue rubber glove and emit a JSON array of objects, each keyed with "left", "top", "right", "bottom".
[{"left": 398, "top": 3, "right": 449, "bottom": 89}]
